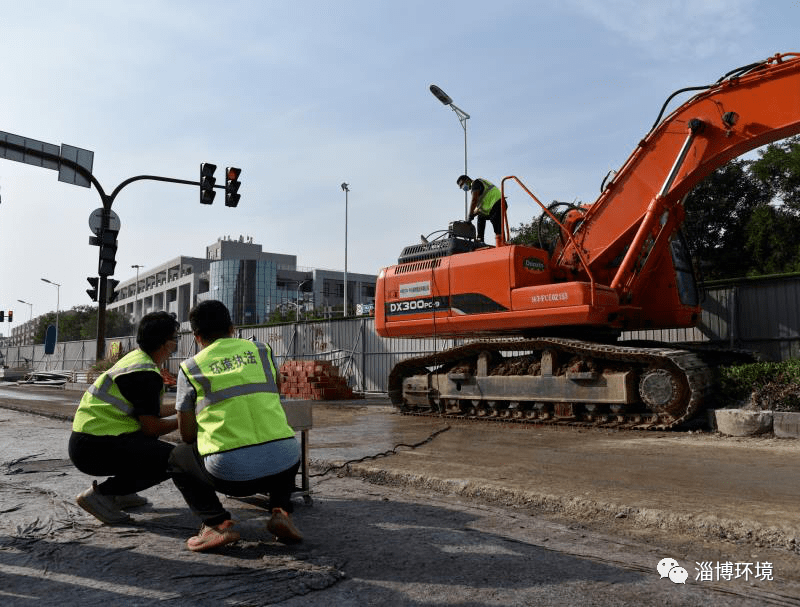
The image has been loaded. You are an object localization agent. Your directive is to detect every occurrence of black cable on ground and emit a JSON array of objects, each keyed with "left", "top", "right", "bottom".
[{"left": 309, "top": 425, "right": 451, "bottom": 478}]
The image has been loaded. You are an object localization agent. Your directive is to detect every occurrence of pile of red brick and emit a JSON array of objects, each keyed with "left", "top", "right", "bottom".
[{"left": 279, "top": 359, "right": 357, "bottom": 400}]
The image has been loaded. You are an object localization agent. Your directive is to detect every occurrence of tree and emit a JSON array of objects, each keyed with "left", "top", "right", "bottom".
[
  {"left": 681, "top": 159, "right": 770, "bottom": 280},
  {"left": 742, "top": 205, "right": 800, "bottom": 275},
  {"left": 749, "top": 136, "right": 800, "bottom": 214},
  {"left": 33, "top": 306, "right": 133, "bottom": 343}
]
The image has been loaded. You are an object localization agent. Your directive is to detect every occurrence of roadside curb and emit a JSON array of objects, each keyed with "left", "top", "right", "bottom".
[
  {"left": 711, "top": 409, "right": 800, "bottom": 438},
  {"left": 313, "top": 460, "right": 800, "bottom": 555}
]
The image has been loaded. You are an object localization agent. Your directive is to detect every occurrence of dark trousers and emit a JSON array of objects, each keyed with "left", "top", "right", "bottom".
[
  {"left": 68, "top": 431, "right": 174, "bottom": 496},
  {"left": 477, "top": 201, "right": 503, "bottom": 242},
  {"left": 168, "top": 442, "right": 300, "bottom": 527}
]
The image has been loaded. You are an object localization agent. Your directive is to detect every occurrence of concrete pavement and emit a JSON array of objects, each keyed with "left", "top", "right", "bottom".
[{"left": 2, "top": 384, "right": 800, "bottom": 605}]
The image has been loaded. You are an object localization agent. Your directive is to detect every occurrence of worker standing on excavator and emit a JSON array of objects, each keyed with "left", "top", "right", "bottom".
[{"left": 457, "top": 174, "right": 504, "bottom": 246}]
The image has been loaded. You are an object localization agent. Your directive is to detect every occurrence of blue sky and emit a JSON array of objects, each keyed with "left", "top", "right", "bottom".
[{"left": 0, "top": 0, "right": 797, "bottom": 328}]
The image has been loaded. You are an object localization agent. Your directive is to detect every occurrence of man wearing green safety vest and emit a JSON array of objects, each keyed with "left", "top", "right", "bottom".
[
  {"left": 457, "top": 174, "right": 505, "bottom": 247},
  {"left": 69, "top": 311, "right": 180, "bottom": 525},
  {"left": 168, "top": 300, "right": 303, "bottom": 552}
]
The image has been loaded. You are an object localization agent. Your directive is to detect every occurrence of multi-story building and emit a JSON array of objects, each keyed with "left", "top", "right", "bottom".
[{"left": 108, "top": 235, "right": 376, "bottom": 327}]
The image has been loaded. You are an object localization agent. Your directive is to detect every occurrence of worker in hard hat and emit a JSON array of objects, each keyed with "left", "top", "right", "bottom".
[{"left": 457, "top": 174, "right": 504, "bottom": 246}]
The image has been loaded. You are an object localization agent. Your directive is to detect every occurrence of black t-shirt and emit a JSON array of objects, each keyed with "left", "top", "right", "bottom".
[
  {"left": 471, "top": 179, "right": 486, "bottom": 195},
  {"left": 115, "top": 370, "right": 163, "bottom": 418}
]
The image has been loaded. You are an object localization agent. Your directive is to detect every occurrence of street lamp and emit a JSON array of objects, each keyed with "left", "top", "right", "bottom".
[
  {"left": 16, "top": 299, "right": 32, "bottom": 347},
  {"left": 40, "top": 277, "right": 60, "bottom": 346},
  {"left": 16, "top": 299, "right": 33, "bottom": 323},
  {"left": 296, "top": 279, "right": 311, "bottom": 322},
  {"left": 131, "top": 264, "right": 143, "bottom": 323},
  {"left": 341, "top": 182, "right": 350, "bottom": 317},
  {"left": 429, "top": 84, "right": 471, "bottom": 220}
]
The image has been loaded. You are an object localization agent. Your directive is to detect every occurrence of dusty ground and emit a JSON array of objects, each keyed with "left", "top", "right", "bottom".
[{"left": 2, "top": 385, "right": 800, "bottom": 605}]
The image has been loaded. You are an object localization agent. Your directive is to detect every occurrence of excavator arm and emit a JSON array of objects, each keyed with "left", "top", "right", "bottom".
[{"left": 558, "top": 53, "right": 800, "bottom": 298}]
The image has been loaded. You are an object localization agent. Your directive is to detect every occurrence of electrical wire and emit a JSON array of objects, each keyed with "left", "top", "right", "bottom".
[{"left": 309, "top": 425, "right": 451, "bottom": 478}]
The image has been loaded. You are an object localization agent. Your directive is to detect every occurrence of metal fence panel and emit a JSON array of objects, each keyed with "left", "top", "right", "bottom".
[{"left": 4, "top": 275, "right": 800, "bottom": 390}]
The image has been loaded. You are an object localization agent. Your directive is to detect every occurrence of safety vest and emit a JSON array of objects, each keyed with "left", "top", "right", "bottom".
[
  {"left": 476, "top": 178, "right": 501, "bottom": 215},
  {"left": 73, "top": 349, "right": 162, "bottom": 436},
  {"left": 180, "top": 338, "right": 294, "bottom": 456}
]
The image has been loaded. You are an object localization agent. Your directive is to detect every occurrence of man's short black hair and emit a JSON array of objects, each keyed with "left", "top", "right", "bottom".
[
  {"left": 457, "top": 174, "right": 471, "bottom": 186},
  {"left": 137, "top": 311, "right": 179, "bottom": 354},
  {"left": 189, "top": 300, "right": 233, "bottom": 342}
]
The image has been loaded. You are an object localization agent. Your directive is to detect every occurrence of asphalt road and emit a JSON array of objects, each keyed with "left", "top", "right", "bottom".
[{"left": 2, "top": 384, "right": 800, "bottom": 606}]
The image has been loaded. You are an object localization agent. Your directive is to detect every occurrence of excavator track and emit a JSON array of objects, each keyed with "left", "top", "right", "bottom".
[{"left": 388, "top": 338, "right": 723, "bottom": 431}]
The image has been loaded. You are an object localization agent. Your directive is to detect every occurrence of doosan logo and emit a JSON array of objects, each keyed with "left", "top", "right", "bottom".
[{"left": 523, "top": 257, "right": 546, "bottom": 272}]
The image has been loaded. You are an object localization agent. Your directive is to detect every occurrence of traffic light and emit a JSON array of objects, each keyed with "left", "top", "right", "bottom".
[
  {"left": 8, "top": 311, "right": 12, "bottom": 322},
  {"left": 225, "top": 167, "right": 241, "bottom": 207},
  {"left": 200, "top": 163, "right": 217, "bottom": 204},
  {"left": 87, "top": 277, "right": 99, "bottom": 301},
  {"left": 98, "top": 229, "right": 118, "bottom": 276},
  {"left": 0, "top": 311, "right": 4, "bottom": 322},
  {"left": 107, "top": 279, "right": 120, "bottom": 303}
]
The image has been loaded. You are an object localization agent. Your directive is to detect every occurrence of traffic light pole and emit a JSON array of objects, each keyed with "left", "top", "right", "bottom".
[
  {"left": 0, "top": 136, "right": 225, "bottom": 360},
  {"left": 95, "top": 175, "right": 219, "bottom": 360}
]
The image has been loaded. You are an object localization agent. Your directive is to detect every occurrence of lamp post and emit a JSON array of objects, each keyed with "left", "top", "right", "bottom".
[
  {"left": 131, "top": 264, "right": 143, "bottom": 323},
  {"left": 40, "top": 277, "right": 60, "bottom": 345},
  {"left": 16, "top": 299, "right": 33, "bottom": 323},
  {"left": 340, "top": 182, "right": 350, "bottom": 317},
  {"left": 429, "top": 84, "right": 470, "bottom": 220},
  {"left": 296, "top": 279, "right": 311, "bottom": 322},
  {"left": 16, "top": 299, "right": 32, "bottom": 347}
]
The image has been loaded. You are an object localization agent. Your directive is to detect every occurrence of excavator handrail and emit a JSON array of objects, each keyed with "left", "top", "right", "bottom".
[{"left": 501, "top": 175, "right": 597, "bottom": 307}]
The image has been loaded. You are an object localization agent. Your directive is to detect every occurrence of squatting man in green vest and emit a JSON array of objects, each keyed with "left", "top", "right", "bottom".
[
  {"left": 457, "top": 174, "right": 505, "bottom": 247},
  {"left": 69, "top": 312, "right": 180, "bottom": 524},
  {"left": 167, "top": 299, "right": 303, "bottom": 552}
]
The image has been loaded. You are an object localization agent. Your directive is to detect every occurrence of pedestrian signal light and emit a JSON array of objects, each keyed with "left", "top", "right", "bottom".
[
  {"left": 225, "top": 167, "right": 241, "bottom": 207},
  {"left": 107, "top": 279, "right": 120, "bottom": 303},
  {"left": 200, "top": 163, "right": 217, "bottom": 204},
  {"left": 87, "top": 277, "right": 99, "bottom": 301}
]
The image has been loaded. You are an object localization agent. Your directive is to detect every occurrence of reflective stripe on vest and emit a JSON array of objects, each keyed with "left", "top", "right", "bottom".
[
  {"left": 476, "top": 178, "right": 501, "bottom": 215},
  {"left": 181, "top": 338, "right": 293, "bottom": 456},
  {"left": 72, "top": 349, "right": 161, "bottom": 436}
]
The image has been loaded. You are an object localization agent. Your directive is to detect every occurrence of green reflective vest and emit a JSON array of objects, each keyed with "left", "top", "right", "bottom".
[
  {"left": 476, "top": 178, "right": 501, "bottom": 215},
  {"left": 73, "top": 349, "right": 162, "bottom": 436},
  {"left": 180, "top": 338, "right": 294, "bottom": 456}
]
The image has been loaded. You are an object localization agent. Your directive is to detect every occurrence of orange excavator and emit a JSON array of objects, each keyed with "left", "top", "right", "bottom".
[{"left": 375, "top": 52, "right": 800, "bottom": 429}]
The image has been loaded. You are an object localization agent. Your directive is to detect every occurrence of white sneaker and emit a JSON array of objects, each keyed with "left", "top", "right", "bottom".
[{"left": 76, "top": 482, "right": 132, "bottom": 524}]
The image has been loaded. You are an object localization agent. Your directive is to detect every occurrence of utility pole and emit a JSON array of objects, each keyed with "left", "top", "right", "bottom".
[
  {"left": 131, "top": 264, "right": 143, "bottom": 323},
  {"left": 0, "top": 130, "right": 239, "bottom": 360},
  {"left": 341, "top": 182, "right": 350, "bottom": 317}
]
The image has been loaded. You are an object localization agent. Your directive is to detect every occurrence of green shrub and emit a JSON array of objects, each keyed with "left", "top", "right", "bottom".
[{"left": 717, "top": 358, "right": 800, "bottom": 411}]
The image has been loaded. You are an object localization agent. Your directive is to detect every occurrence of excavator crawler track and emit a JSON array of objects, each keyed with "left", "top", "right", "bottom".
[{"left": 388, "top": 338, "right": 731, "bottom": 431}]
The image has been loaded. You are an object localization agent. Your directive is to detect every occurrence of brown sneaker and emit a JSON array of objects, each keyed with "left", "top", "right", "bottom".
[
  {"left": 76, "top": 482, "right": 132, "bottom": 525},
  {"left": 187, "top": 520, "right": 240, "bottom": 552},
  {"left": 266, "top": 508, "right": 303, "bottom": 544}
]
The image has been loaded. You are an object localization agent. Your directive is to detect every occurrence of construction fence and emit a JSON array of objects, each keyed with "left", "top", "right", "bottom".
[{"left": 2, "top": 274, "right": 799, "bottom": 392}]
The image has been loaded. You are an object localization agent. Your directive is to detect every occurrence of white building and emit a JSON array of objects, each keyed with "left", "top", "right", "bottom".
[{"left": 108, "top": 235, "right": 376, "bottom": 327}]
